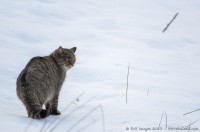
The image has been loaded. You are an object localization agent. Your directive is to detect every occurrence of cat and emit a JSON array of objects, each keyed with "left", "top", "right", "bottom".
[{"left": 16, "top": 46, "right": 76, "bottom": 119}]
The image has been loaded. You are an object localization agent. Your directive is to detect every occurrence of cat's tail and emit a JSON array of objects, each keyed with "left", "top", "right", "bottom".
[{"left": 29, "top": 109, "right": 49, "bottom": 119}]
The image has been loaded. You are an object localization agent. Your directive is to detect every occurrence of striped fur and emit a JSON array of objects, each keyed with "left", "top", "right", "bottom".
[{"left": 16, "top": 46, "right": 76, "bottom": 119}]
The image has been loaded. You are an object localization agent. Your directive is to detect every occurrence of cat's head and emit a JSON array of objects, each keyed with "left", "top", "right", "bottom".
[{"left": 51, "top": 46, "right": 77, "bottom": 70}]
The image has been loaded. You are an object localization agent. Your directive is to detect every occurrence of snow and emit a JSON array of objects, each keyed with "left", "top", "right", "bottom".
[{"left": 0, "top": 0, "right": 200, "bottom": 132}]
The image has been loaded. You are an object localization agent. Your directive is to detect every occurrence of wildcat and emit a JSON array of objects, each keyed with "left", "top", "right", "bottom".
[{"left": 16, "top": 46, "right": 76, "bottom": 119}]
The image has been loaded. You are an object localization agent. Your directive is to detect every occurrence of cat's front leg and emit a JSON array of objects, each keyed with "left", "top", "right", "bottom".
[{"left": 46, "top": 94, "right": 61, "bottom": 115}]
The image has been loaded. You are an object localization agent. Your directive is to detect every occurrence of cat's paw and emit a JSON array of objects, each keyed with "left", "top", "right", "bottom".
[
  {"left": 30, "top": 109, "right": 49, "bottom": 119},
  {"left": 51, "top": 109, "right": 61, "bottom": 115},
  {"left": 40, "top": 109, "right": 49, "bottom": 118}
]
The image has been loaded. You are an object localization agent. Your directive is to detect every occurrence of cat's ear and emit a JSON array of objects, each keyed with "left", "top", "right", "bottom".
[
  {"left": 58, "top": 46, "right": 63, "bottom": 53},
  {"left": 70, "top": 47, "right": 77, "bottom": 53}
]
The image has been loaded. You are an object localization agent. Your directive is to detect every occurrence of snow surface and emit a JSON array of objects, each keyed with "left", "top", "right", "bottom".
[{"left": 0, "top": 0, "right": 200, "bottom": 132}]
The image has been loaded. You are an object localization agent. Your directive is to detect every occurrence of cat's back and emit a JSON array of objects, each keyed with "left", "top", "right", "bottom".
[{"left": 17, "top": 56, "right": 63, "bottom": 88}]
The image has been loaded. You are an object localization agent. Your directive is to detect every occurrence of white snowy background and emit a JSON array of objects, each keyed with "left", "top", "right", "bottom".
[{"left": 0, "top": 0, "right": 200, "bottom": 132}]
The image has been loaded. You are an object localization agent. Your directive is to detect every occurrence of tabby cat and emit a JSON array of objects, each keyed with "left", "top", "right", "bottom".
[{"left": 16, "top": 46, "right": 76, "bottom": 119}]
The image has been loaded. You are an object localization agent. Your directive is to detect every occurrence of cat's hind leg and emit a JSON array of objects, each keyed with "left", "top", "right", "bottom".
[{"left": 23, "top": 92, "right": 49, "bottom": 119}]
